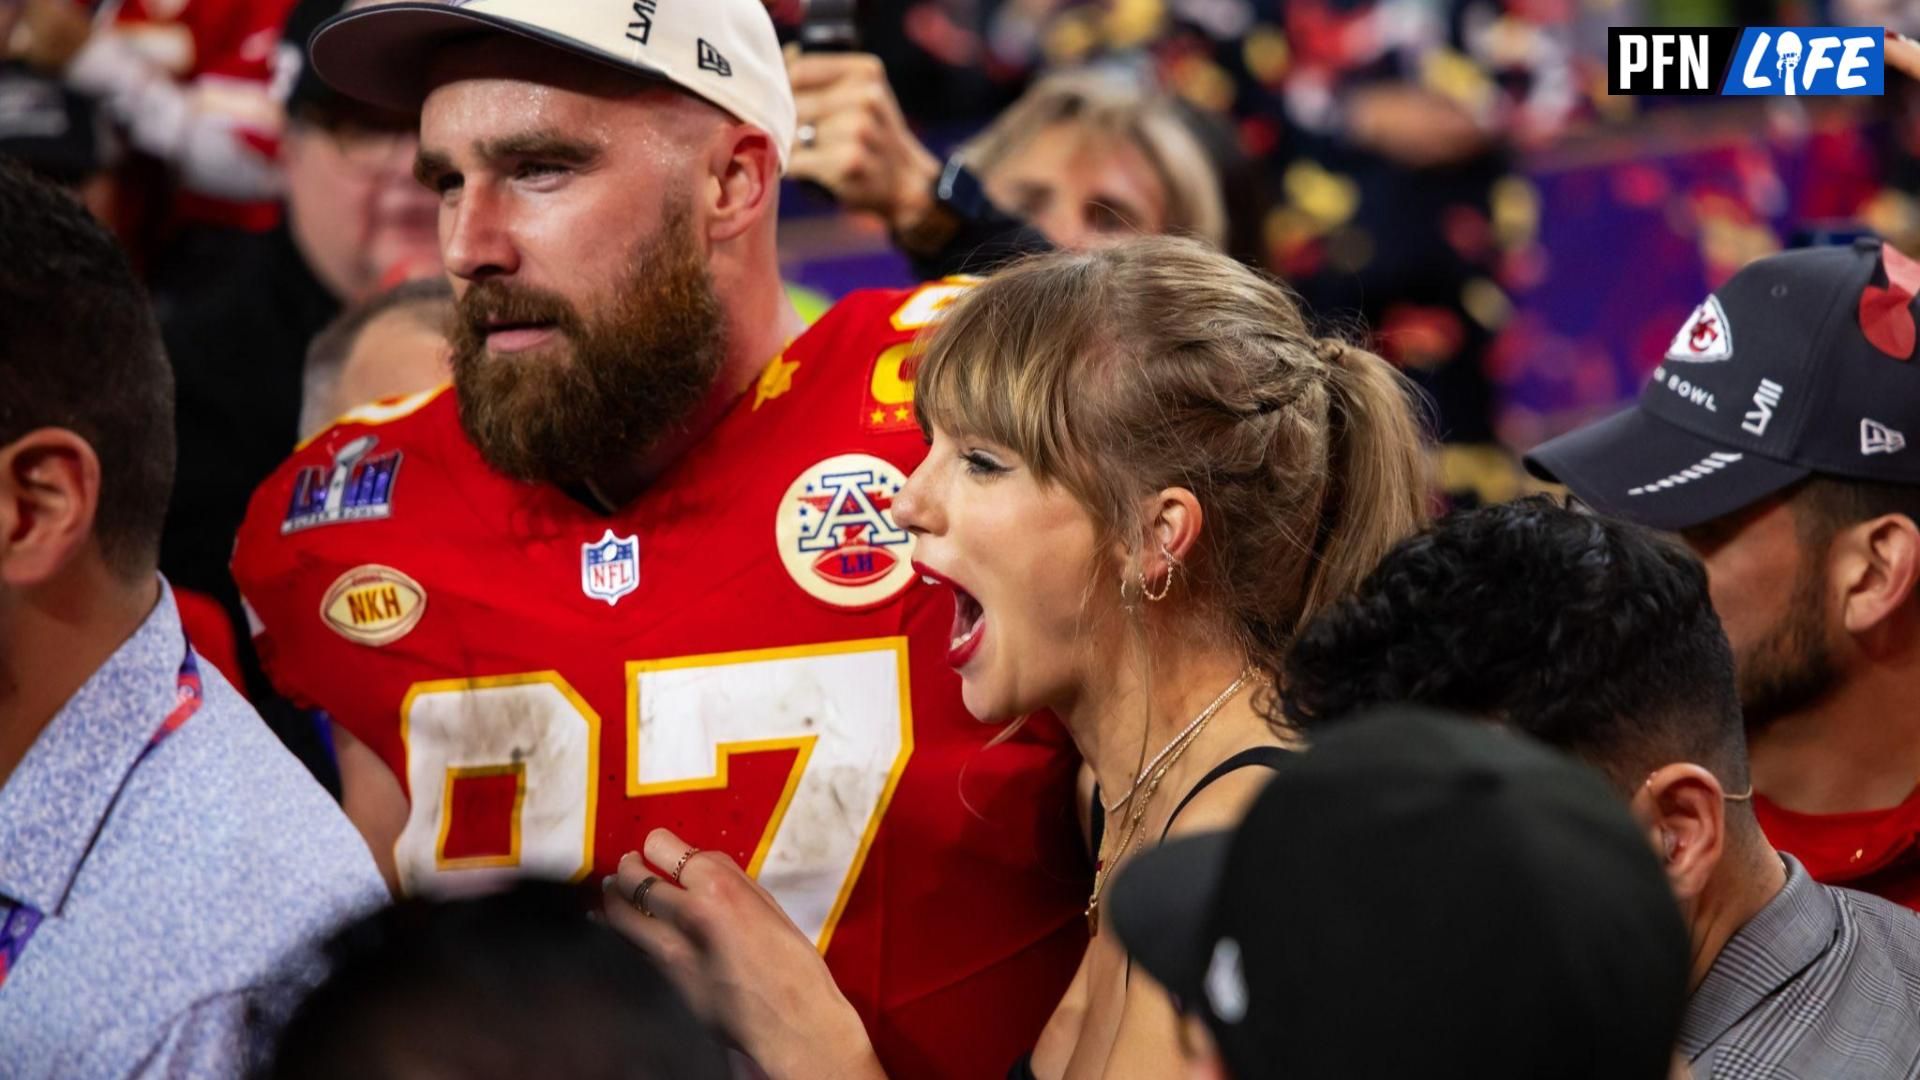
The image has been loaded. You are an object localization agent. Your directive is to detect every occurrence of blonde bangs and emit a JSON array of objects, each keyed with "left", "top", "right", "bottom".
[{"left": 912, "top": 256, "right": 1113, "bottom": 490}]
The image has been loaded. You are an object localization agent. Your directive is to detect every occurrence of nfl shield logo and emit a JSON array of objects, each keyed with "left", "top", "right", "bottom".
[{"left": 581, "top": 529, "right": 640, "bottom": 606}]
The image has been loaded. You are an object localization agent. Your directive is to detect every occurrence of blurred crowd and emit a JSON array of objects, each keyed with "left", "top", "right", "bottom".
[{"left": 7, "top": 0, "right": 1920, "bottom": 1078}]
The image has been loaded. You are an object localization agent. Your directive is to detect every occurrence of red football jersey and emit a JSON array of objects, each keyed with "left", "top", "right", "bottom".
[
  {"left": 86, "top": 0, "right": 296, "bottom": 231},
  {"left": 232, "top": 285, "right": 1088, "bottom": 1077},
  {"left": 100, "top": 0, "right": 292, "bottom": 84},
  {"left": 1756, "top": 792, "right": 1920, "bottom": 913}
]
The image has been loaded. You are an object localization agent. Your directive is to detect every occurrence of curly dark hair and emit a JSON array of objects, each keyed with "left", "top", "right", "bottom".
[
  {"left": 267, "top": 881, "right": 728, "bottom": 1080},
  {"left": 1283, "top": 497, "right": 1747, "bottom": 792}
]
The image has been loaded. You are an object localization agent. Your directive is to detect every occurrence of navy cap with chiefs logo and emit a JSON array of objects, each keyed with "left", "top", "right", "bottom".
[{"left": 1526, "top": 239, "right": 1920, "bottom": 531}]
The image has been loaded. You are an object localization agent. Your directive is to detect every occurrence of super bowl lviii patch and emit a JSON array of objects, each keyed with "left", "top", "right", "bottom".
[
  {"left": 776, "top": 454, "right": 916, "bottom": 610},
  {"left": 283, "top": 435, "right": 401, "bottom": 534},
  {"left": 320, "top": 565, "right": 426, "bottom": 647}
]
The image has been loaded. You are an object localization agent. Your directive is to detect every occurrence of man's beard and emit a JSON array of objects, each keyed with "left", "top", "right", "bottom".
[
  {"left": 449, "top": 204, "right": 726, "bottom": 490},
  {"left": 1738, "top": 551, "right": 1840, "bottom": 734}
]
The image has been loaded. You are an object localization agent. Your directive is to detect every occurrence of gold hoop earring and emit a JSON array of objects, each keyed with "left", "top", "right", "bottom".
[{"left": 1143, "top": 543, "right": 1179, "bottom": 603}]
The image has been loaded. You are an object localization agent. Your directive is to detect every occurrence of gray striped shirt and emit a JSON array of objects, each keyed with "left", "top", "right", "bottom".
[{"left": 1683, "top": 855, "right": 1920, "bottom": 1079}]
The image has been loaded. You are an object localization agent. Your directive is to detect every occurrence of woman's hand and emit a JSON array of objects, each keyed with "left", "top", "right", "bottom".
[
  {"left": 1890, "top": 33, "right": 1920, "bottom": 85},
  {"left": 785, "top": 48, "right": 943, "bottom": 236},
  {"left": 604, "top": 828, "right": 887, "bottom": 1080},
  {"left": 4, "top": 0, "right": 90, "bottom": 73},
  {"left": 0, "top": 2, "right": 22, "bottom": 59}
]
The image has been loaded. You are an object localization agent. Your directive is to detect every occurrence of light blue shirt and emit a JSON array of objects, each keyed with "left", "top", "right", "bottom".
[{"left": 0, "top": 583, "right": 385, "bottom": 1078}]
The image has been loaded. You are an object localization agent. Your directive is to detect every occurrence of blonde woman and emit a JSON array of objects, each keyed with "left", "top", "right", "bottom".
[
  {"left": 788, "top": 56, "right": 1230, "bottom": 272},
  {"left": 606, "top": 237, "right": 1430, "bottom": 1079},
  {"left": 957, "top": 67, "right": 1228, "bottom": 251}
]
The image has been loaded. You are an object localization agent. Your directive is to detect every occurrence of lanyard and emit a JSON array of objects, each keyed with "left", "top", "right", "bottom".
[
  {"left": 145, "top": 650, "right": 204, "bottom": 756},
  {"left": 0, "top": 648, "right": 205, "bottom": 990}
]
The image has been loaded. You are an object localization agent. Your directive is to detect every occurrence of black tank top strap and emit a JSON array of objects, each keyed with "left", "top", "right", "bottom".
[
  {"left": 1159, "top": 746, "right": 1291, "bottom": 841},
  {"left": 1089, "top": 785, "right": 1106, "bottom": 861}
]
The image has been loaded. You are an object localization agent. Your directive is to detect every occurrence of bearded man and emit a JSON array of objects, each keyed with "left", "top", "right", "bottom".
[
  {"left": 229, "top": 5, "right": 1085, "bottom": 1076},
  {"left": 1528, "top": 240, "right": 1920, "bottom": 912}
]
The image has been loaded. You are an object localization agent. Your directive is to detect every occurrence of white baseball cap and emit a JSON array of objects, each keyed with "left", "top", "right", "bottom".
[{"left": 307, "top": 0, "right": 796, "bottom": 171}]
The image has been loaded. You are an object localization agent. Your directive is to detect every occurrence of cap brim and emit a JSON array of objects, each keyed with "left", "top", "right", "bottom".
[
  {"left": 1107, "top": 830, "right": 1233, "bottom": 1006},
  {"left": 309, "top": 4, "right": 673, "bottom": 113},
  {"left": 1524, "top": 406, "right": 1809, "bottom": 532}
]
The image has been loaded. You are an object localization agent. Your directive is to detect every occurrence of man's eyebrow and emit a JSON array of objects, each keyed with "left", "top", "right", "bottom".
[
  {"left": 414, "top": 149, "right": 453, "bottom": 187},
  {"left": 477, "top": 130, "right": 603, "bottom": 166}
]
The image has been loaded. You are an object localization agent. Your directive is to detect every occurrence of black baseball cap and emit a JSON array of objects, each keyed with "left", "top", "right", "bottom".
[
  {"left": 280, "top": 0, "right": 417, "bottom": 130},
  {"left": 1109, "top": 708, "right": 1690, "bottom": 1080},
  {"left": 1526, "top": 239, "right": 1920, "bottom": 531},
  {"left": 282, "top": 0, "right": 347, "bottom": 117},
  {"left": 0, "top": 62, "right": 107, "bottom": 186}
]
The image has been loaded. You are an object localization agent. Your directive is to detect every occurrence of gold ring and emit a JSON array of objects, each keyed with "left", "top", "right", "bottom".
[
  {"left": 632, "top": 875, "right": 661, "bottom": 917},
  {"left": 671, "top": 848, "right": 703, "bottom": 885}
]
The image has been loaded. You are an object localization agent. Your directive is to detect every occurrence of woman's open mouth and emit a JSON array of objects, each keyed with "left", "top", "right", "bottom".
[{"left": 915, "top": 562, "right": 987, "bottom": 669}]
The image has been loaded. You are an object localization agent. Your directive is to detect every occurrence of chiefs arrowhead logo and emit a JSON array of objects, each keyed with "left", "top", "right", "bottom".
[
  {"left": 1666, "top": 295, "right": 1734, "bottom": 363},
  {"left": 1860, "top": 244, "right": 1920, "bottom": 361}
]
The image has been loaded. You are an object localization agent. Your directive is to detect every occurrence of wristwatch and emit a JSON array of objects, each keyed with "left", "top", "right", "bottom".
[{"left": 891, "top": 156, "right": 993, "bottom": 258}]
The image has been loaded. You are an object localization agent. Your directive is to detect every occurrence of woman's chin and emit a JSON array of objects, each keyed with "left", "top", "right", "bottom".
[
  {"left": 959, "top": 677, "right": 1018, "bottom": 725},
  {"left": 958, "top": 679, "right": 995, "bottom": 723},
  {"left": 960, "top": 678, "right": 1054, "bottom": 728}
]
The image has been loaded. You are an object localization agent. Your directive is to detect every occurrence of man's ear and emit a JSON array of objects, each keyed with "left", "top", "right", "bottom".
[
  {"left": 1180, "top": 1016, "right": 1230, "bottom": 1080},
  {"left": 1629, "top": 763, "right": 1727, "bottom": 903},
  {"left": 704, "top": 125, "right": 781, "bottom": 244},
  {"left": 0, "top": 429, "right": 100, "bottom": 589},
  {"left": 1833, "top": 513, "right": 1920, "bottom": 645}
]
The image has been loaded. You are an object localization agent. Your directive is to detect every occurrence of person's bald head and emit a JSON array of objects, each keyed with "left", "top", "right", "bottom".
[{"left": 302, "top": 278, "right": 454, "bottom": 439}]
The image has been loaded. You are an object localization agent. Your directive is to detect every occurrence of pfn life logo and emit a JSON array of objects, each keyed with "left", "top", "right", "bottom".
[{"left": 1608, "top": 27, "right": 1884, "bottom": 96}]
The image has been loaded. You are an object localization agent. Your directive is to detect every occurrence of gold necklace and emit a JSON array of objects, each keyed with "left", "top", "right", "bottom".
[
  {"left": 1101, "top": 672, "right": 1258, "bottom": 815},
  {"left": 1086, "top": 669, "right": 1251, "bottom": 935}
]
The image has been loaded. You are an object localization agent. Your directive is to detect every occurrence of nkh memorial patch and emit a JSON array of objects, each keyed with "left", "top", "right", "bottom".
[
  {"left": 320, "top": 565, "right": 427, "bottom": 646},
  {"left": 776, "top": 454, "right": 916, "bottom": 610}
]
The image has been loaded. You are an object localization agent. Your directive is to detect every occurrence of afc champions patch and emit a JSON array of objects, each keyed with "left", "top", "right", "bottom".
[
  {"left": 582, "top": 529, "right": 641, "bottom": 606},
  {"left": 320, "top": 565, "right": 426, "bottom": 647},
  {"left": 775, "top": 454, "right": 916, "bottom": 610},
  {"left": 1666, "top": 294, "right": 1734, "bottom": 363}
]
